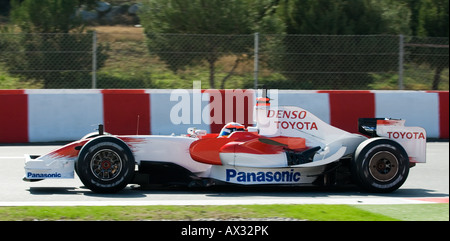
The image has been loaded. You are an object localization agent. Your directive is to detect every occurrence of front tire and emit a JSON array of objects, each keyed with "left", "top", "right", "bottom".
[
  {"left": 351, "top": 138, "right": 409, "bottom": 193},
  {"left": 76, "top": 137, "right": 135, "bottom": 193}
]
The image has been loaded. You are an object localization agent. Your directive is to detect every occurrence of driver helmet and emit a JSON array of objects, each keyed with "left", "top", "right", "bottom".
[{"left": 218, "top": 122, "right": 245, "bottom": 138}]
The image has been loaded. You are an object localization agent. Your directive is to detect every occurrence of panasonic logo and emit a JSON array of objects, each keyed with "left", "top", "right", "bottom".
[
  {"left": 226, "top": 169, "right": 301, "bottom": 183},
  {"left": 27, "top": 172, "right": 62, "bottom": 178}
]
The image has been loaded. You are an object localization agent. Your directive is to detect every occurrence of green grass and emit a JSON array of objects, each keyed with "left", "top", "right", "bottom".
[
  {"left": 369, "top": 64, "right": 449, "bottom": 90},
  {"left": 0, "top": 204, "right": 447, "bottom": 221},
  {"left": 0, "top": 65, "right": 43, "bottom": 89}
]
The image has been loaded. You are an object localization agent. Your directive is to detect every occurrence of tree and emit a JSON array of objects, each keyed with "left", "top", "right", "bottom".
[
  {"left": 417, "top": 0, "right": 449, "bottom": 37},
  {"left": 139, "top": 0, "right": 283, "bottom": 89},
  {"left": 270, "top": 0, "right": 411, "bottom": 89},
  {"left": 0, "top": 0, "right": 11, "bottom": 17},
  {"left": 3, "top": 0, "right": 106, "bottom": 88},
  {"left": 10, "top": 0, "right": 97, "bottom": 33},
  {"left": 277, "top": 0, "right": 405, "bottom": 35},
  {"left": 414, "top": 0, "right": 449, "bottom": 89}
]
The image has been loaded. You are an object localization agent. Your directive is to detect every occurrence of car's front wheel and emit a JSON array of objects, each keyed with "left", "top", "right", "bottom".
[{"left": 76, "top": 137, "right": 135, "bottom": 193}]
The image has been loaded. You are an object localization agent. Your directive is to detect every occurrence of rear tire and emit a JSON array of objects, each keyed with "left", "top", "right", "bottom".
[
  {"left": 351, "top": 138, "right": 409, "bottom": 193},
  {"left": 76, "top": 137, "right": 135, "bottom": 193}
]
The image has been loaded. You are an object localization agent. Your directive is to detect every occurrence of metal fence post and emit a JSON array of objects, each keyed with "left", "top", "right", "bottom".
[
  {"left": 254, "top": 32, "right": 259, "bottom": 89},
  {"left": 92, "top": 30, "right": 97, "bottom": 89},
  {"left": 398, "top": 34, "right": 404, "bottom": 90}
]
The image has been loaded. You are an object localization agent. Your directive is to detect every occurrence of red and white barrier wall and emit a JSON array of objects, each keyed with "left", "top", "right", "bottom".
[{"left": 0, "top": 89, "right": 448, "bottom": 143}]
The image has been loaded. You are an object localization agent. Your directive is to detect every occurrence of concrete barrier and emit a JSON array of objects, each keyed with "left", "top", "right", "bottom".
[{"left": 0, "top": 89, "right": 447, "bottom": 143}]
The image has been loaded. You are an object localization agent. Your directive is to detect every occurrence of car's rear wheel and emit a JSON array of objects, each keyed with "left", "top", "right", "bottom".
[
  {"left": 351, "top": 138, "right": 409, "bottom": 193},
  {"left": 76, "top": 137, "right": 135, "bottom": 193}
]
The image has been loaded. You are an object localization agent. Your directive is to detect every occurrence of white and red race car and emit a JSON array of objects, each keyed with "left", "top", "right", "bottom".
[{"left": 23, "top": 91, "right": 426, "bottom": 193}]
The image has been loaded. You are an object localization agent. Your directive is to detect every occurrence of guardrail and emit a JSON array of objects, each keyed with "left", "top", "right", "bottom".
[{"left": 0, "top": 89, "right": 448, "bottom": 143}]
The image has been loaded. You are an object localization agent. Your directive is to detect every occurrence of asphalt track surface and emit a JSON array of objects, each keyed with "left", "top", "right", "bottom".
[{"left": 0, "top": 142, "right": 448, "bottom": 206}]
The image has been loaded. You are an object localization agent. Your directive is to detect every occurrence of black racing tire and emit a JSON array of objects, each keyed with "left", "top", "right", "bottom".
[
  {"left": 75, "top": 136, "right": 135, "bottom": 193},
  {"left": 351, "top": 138, "right": 409, "bottom": 193}
]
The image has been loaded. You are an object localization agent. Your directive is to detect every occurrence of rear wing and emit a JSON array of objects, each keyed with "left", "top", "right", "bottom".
[{"left": 359, "top": 118, "right": 426, "bottom": 163}]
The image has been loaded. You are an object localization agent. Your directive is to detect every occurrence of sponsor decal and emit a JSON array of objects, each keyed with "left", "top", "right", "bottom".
[
  {"left": 267, "top": 110, "right": 307, "bottom": 120},
  {"left": 27, "top": 172, "right": 62, "bottom": 178},
  {"left": 226, "top": 169, "right": 301, "bottom": 183},
  {"left": 273, "top": 120, "right": 318, "bottom": 130},
  {"left": 387, "top": 131, "right": 425, "bottom": 140},
  {"left": 266, "top": 109, "right": 318, "bottom": 131}
]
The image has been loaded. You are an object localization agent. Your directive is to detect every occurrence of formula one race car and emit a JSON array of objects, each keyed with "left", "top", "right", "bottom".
[{"left": 23, "top": 90, "right": 427, "bottom": 193}]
